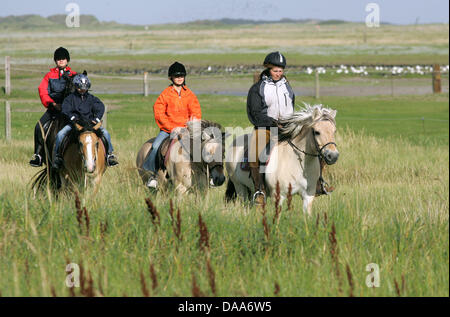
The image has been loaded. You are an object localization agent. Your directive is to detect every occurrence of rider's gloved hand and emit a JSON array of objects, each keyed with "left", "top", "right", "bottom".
[{"left": 170, "top": 126, "right": 185, "bottom": 138}]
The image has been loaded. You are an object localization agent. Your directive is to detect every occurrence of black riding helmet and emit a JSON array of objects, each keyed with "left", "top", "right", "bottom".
[
  {"left": 168, "top": 62, "right": 187, "bottom": 77},
  {"left": 54, "top": 47, "right": 70, "bottom": 62},
  {"left": 263, "top": 51, "right": 286, "bottom": 68}
]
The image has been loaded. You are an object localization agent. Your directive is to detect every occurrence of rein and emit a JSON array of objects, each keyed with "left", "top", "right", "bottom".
[{"left": 287, "top": 130, "right": 337, "bottom": 162}]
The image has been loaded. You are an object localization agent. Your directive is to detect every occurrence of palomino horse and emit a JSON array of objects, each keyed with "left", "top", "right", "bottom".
[
  {"left": 136, "top": 119, "right": 226, "bottom": 194},
  {"left": 32, "top": 121, "right": 107, "bottom": 194},
  {"left": 225, "top": 104, "right": 339, "bottom": 214}
]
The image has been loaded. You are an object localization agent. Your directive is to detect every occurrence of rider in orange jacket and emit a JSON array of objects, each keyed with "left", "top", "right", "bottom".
[{"left": 143, "top": 62, "right": 201, "bottom": 188}]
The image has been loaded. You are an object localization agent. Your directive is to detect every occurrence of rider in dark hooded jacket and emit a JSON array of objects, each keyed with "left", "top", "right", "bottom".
[{"left": 51, "top": 73, "right": 119, "bottom": 170}]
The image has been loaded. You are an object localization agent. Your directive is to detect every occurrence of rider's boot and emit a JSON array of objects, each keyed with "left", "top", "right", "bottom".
[
  {"left": 107, "top": 153, "right": 119, "bottom": 166},
  {"left": 250, "top": 166, "right": 266, "bottom": 206},
  {"left": 146, "top": 172, "right": 158, "bottom": 189},
  {"left": 30, "top": 129, "right": 44, "bottom": 167}
]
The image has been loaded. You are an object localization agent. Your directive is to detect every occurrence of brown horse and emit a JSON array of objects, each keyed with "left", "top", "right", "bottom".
[{"left": 32, "top": 121, "right": 107, "bottom": 194}]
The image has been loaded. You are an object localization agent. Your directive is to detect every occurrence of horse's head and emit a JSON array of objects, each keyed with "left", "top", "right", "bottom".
[
  {"left": 74, "top": 120, "right": 102, "bottom": 173},
  {"left": 201, "top": 128, "right": 227, "bottom": 186},
  {"left": 279, "top": 104, "right": 339, "bottom": 165},
  {"left": 187, "top": 119, "right": 227, "bottom": 187},
  {"left": 309, "top": 107, "right": 339, "bottom": 165}
]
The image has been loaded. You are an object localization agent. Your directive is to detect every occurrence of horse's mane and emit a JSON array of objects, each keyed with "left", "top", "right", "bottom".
[
  {"left": 185, "top": 119, "right": 224, "bottom": 141},
  {"left": 278, "top": 103, "right": 336, "bottom": 142},
  {"left": 72, "top": 120, "right": 104, "bottom": 138}
]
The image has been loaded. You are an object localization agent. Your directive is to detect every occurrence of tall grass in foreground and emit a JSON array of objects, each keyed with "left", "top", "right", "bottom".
[{"left": 0, "top": 127, "right": 448, "bottom": 296}]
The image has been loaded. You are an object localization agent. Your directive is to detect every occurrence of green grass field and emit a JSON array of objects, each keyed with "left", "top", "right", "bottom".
[{"left": 0, "top": 91, "right": 448, "bottom": 296}]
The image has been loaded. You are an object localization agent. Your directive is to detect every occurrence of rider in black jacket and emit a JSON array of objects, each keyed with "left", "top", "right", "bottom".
[{"left": 52, "top": 74, "right": 118, "bottom": 169}]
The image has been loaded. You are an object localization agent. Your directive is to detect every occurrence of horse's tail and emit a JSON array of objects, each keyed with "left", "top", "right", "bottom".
[
  {"left": 31, "top": 167, "right": 60, "bottom": 193},
  {"left": 31, "top": 168, "right": 48, "bottom": 192},
  {"left": 225, "top": 179, "right": 237, "bottom": 202}
]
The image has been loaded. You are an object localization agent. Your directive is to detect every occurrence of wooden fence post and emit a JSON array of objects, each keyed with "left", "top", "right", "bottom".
[
  {"left": 391, "top": 74, "right": 395, "bottom": 96},
  {"left": 5, "top": 56, "right": 11, "bottom": 95},
  {"left": 5, "top": 101, "right": 11, "bottom": 142},
  {"left": 315, "top": 69, "right": 320, "bottom": 99},
  {"left": 253, "top": 71, "right": 259, "bottom": 84},
  {"left": 103, "top": 104, "right": 107, "bottom": 129},
  {"left": 432, "top": 64, "right": 441, "bottom": 94},
  {"left": 143, "top": 72, "right": 148, "bottom": 96}
]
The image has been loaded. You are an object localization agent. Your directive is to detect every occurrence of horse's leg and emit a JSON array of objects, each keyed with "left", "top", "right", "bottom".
[
  {"left": 302, "top": 194, "right": 315, "bottom": 215},
  {"left": 92, "top": 174, "right": 103, "bottom": 195}
]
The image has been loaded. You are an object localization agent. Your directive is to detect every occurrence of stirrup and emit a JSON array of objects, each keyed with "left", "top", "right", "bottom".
[
  {"left": 252, "top": 190, "right": 266, "bottom": 204},
  {"left": 29, "top": 154, "right": 43, "bottom": 167},
  {"left": 319, "top": 177, "right": 334, "bottom": 195}
]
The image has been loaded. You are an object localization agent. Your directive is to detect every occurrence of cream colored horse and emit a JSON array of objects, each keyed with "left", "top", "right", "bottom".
[
  {"left": 136, "top": 119, "right": 226, "bottom": 194},
  {"left": 225, "top": 104, "right": 339, "bottom": 214}
]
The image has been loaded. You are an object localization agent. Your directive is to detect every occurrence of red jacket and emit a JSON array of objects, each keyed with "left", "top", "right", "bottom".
[
  {"left": 38, "top": 66, "right": 77, "bottom": 108},
  {"left": 153, "top": 85, "right": 202, "bottom": 133}
]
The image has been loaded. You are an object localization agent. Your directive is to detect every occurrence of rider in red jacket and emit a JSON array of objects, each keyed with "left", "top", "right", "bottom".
[{"left": 30, "top": 47, "right": 77, "bottom": 167}]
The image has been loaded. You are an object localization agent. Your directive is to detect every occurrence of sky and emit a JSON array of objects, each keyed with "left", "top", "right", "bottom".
[{"left": 2, "top": 0, "right": 449, "bottom": 25}]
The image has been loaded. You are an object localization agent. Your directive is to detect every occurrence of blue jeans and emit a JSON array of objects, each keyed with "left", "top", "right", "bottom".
[
  {"left": 53, "top": 124, "right": 114, "bottom": 157},
  {"left": 143, "top": 130, "right": 170, "bottom": 173}
]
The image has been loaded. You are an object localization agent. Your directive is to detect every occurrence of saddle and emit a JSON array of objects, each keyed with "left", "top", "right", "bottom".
[
  {"left": 145, "top": 137, "right": 175, "bottom": 172},
  {"left": 240, "top": 142, "right": 273, "bottom": 172}
]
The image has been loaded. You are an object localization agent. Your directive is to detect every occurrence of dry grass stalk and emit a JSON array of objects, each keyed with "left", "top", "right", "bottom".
[
  {"left": 394, "top": 278, "right": 401, "bottom": 297},
  {"left": 198, "top": 214, "right": 210, "bottom": 252},
  {"left": 83, "top": 207, "right": 90, "bottom": 236},
  {"left": 74, "top": 193, "right": 90, "bottom": 236},
  {"left": 140, "top": 270, "right": 150, "bottom": 297},
  {"left": 206, "top": 257, "right": 217, "bottom": 296},
  {"left": 273, "top": 181, "right": 281, "bottom": 224},
  {"left": 345, "top": 264, "right": 354, "bottom": 297},
  {"left": 329, "top": 222, "right": 343, "bottom": 295},
  {"left": 175, "top": 208, "right": 182, "bottom": 241},
  {"left": 86, "top": 270, "right": 94, "bottom": 297},
  {"left": 75, "top": 193, "right": 83, "bottom": 232},
  {"left": 323, "top": 211, "right": 328, "bottom": 227},
  {"left": 169, "top": 199, "right": 182, "bottom": 241},
  {"left": 191, "top": 273, "right": 204, "bottom": 297},
  {"left": 287, "top": 183, "right": 293, "bottom": 211},
  {"left": 100, "top": 221, "right": 108, "bottom": 243},
  {"left": 50, "top": 285, "right": 57, "bottom": 297},
  {"left": 150, "top": 263, "right": 158, "bottom": 291},
  {"left": 79, "top": 262, "right": 86, "bottom": 295},
  {"left": 274, "top": 282, "right": 280, "bottom": 296},
  {"left": 145, "top": 197, "right": 160, "bottom": 227},
  {"left": 262, "top": 214, "right": 270, "bottom": 241},
  {"left": 401, "top": 274, "right": 406, "bottom": 294}
]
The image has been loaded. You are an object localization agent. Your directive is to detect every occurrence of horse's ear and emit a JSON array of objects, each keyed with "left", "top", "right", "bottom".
[
  {"left": 202, "top": 130, "right": 212, "bottom": 141},
  {"left": 330, "top": 109, "right": 337, "bottom": 119},
  {"left": 312, "top": 107, "right": 321, "bottom": 121},
  {"left": 75, "top": 123, "right": 83, "bottom": 131},
  {"left": 93, "top": 121, "right": 102, "bottom": 130},
  {"left": 83, "top": 70, "right": 87, "bottom": 76}
]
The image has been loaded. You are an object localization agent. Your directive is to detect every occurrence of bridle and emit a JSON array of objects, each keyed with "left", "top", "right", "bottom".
[
  {"left": 287, "top": 128, "right": 337, "bottom": 164},
  {"left": 177, "top": 134, "right": 224, "bottom": 182}
]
